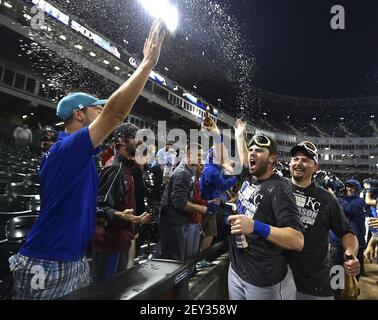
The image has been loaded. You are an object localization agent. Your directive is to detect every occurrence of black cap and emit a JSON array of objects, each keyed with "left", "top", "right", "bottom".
[{"left": 290, "top": 141, "right": 319, "bottom": 164}]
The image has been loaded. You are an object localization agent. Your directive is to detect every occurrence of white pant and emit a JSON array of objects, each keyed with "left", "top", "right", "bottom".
[{"left": 228, "top": 264, "right": 296, "bottom": 300}]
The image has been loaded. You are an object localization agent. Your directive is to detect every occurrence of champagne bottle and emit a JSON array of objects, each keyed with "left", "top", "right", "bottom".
[
  {"left": 226, "top": 202, "right": 248, "bottom": 251},
  {"left": 340, "top": 254, "right": 360, "bottom": 300},
  {"left": 203, "top": 106, "right": 213, "bottom": 127}
]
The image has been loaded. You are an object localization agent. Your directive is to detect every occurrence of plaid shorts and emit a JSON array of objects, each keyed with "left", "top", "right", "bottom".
[{"left": 9, "top": 253, "right": 90, "bottom": 300}]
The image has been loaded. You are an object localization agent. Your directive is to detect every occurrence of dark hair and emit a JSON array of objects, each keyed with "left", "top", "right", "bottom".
[{"left": 113, "top": 123, "right": 138, "bottom": 149}]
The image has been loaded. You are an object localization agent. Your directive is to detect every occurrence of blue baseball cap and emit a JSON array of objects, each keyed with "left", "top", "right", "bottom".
[{"left": 56, "top": 92, "right": 107, "bottom": 120}]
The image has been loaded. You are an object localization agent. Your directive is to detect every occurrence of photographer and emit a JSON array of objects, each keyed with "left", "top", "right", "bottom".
[{"left": 329, "top": 179, "right": 367, "bottom": 278}]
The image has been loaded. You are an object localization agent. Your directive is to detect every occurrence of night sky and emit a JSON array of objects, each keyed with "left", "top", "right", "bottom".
[
  {"left": 235, "top": 0, "right": 378, "bottom": 99},
  {"left": 48, "top": 0, "right": 378, "bottom": 110}
]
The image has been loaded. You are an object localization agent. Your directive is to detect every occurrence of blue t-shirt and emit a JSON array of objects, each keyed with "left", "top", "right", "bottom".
[{"left": 20, "top": 127, "right": 99, "bottom": 262}]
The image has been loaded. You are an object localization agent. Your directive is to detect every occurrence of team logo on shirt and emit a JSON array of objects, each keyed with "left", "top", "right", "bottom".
[
  {"left": 293, "top": 192, "right": 321, "bottom": 228},
  {"left": 236, "top": 181, "right": 262, "bottom": 218},
  {"left": 294, "top": 193, "right": 307, "bottom": 208}
]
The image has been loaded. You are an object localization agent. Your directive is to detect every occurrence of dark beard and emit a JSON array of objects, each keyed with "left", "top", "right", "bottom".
[
  {"left": 251, "top": 160, "right": 269, "bottom": 178},
  {"left": 292, "top": 173, "right": 304, "bottom": 180},
  {"left": 126, "top": 146, "right": 136, "bottom": 157}
]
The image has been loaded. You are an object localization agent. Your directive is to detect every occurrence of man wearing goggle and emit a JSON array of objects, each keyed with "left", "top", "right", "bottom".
[
  {"left": 288, "top": 141, "right": 360, "bottom": 300},
  {"left": 227, "top": 120, "right": 304, "bottom": 300}
]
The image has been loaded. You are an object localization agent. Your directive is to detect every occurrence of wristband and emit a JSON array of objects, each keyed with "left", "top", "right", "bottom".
[{"left": 253, "top": 220, "right": 271, "bottom": 239}]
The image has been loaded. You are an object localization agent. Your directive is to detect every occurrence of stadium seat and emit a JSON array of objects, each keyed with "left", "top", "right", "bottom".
[
  {"left": 0, "top": 195, "right": 32, "bottom": 226},
  {"left": 24, "top": 173, "right": 39, "bottom": 184},
  {"left": 5, "top": 215, "right": 38, "bottom": 243},
  {"left": 0, "top": 226, "right": 5, "bottom": 241},
  {"left": 6, "top": 182, "right": 40, "bottom": 197},
  {"left": 0, "top": 172, "right": 25, "bottom": 184}
]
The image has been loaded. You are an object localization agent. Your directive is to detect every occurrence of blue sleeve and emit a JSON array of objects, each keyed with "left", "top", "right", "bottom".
[
  {"left": 211, "top": 172, "right": 238, "bottom": 192},
  {"left": 330, "top": 198, "right": 354, "bottom": 238},
  {"left": 338, "top": 197, "right": 365, "bottom": 217}
]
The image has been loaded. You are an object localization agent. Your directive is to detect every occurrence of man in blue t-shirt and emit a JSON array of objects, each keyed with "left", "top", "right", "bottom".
[{"left": 8, "top": 19, "right": 166, "bottom": 300}]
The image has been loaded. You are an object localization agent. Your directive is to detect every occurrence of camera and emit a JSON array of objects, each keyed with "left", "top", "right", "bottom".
[
  {"left": 314, "top": 171, "right": 345, "bottom": 196},
  {"left": 363, "top": 178, "right": 378, "bottom": 198}
]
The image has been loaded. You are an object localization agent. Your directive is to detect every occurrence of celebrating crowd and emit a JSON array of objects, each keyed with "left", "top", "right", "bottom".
[{"left": 7, "top": 19, "right": 377, "bottom": 300}]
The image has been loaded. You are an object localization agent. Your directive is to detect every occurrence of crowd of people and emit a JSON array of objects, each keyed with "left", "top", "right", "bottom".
[{"left": 5, "top": 19, "right": 378, "bottom": 300}]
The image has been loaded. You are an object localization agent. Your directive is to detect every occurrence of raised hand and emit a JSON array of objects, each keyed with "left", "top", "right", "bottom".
[
  {"left": 234, "top": 118, "right": 246, "bottom": 137},
  {"left": 201, "top": 121, "right": 220, "bottom": 136},
  {"left": 142, "top": 18, "right": 166, "bottom": 69}
]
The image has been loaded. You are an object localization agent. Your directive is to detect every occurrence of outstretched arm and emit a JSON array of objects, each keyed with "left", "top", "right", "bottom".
[
  {"left": 89, "top": 19, "right": 166, "bottom": 148},
  {"left": 228, "top": 215, "right": 304, "bottom": 252}
]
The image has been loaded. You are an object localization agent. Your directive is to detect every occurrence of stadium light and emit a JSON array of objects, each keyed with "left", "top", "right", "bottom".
[{"left": 138, "top": 0, "right": 179, "bottom": 33}]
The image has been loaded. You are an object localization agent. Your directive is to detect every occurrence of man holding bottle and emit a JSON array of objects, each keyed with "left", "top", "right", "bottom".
[
  {"left": 288, "top": 141, "right": 360, "bottom": 300},
  {"left": 230, "top": 121, "right": 304, "bottom": 300}
]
